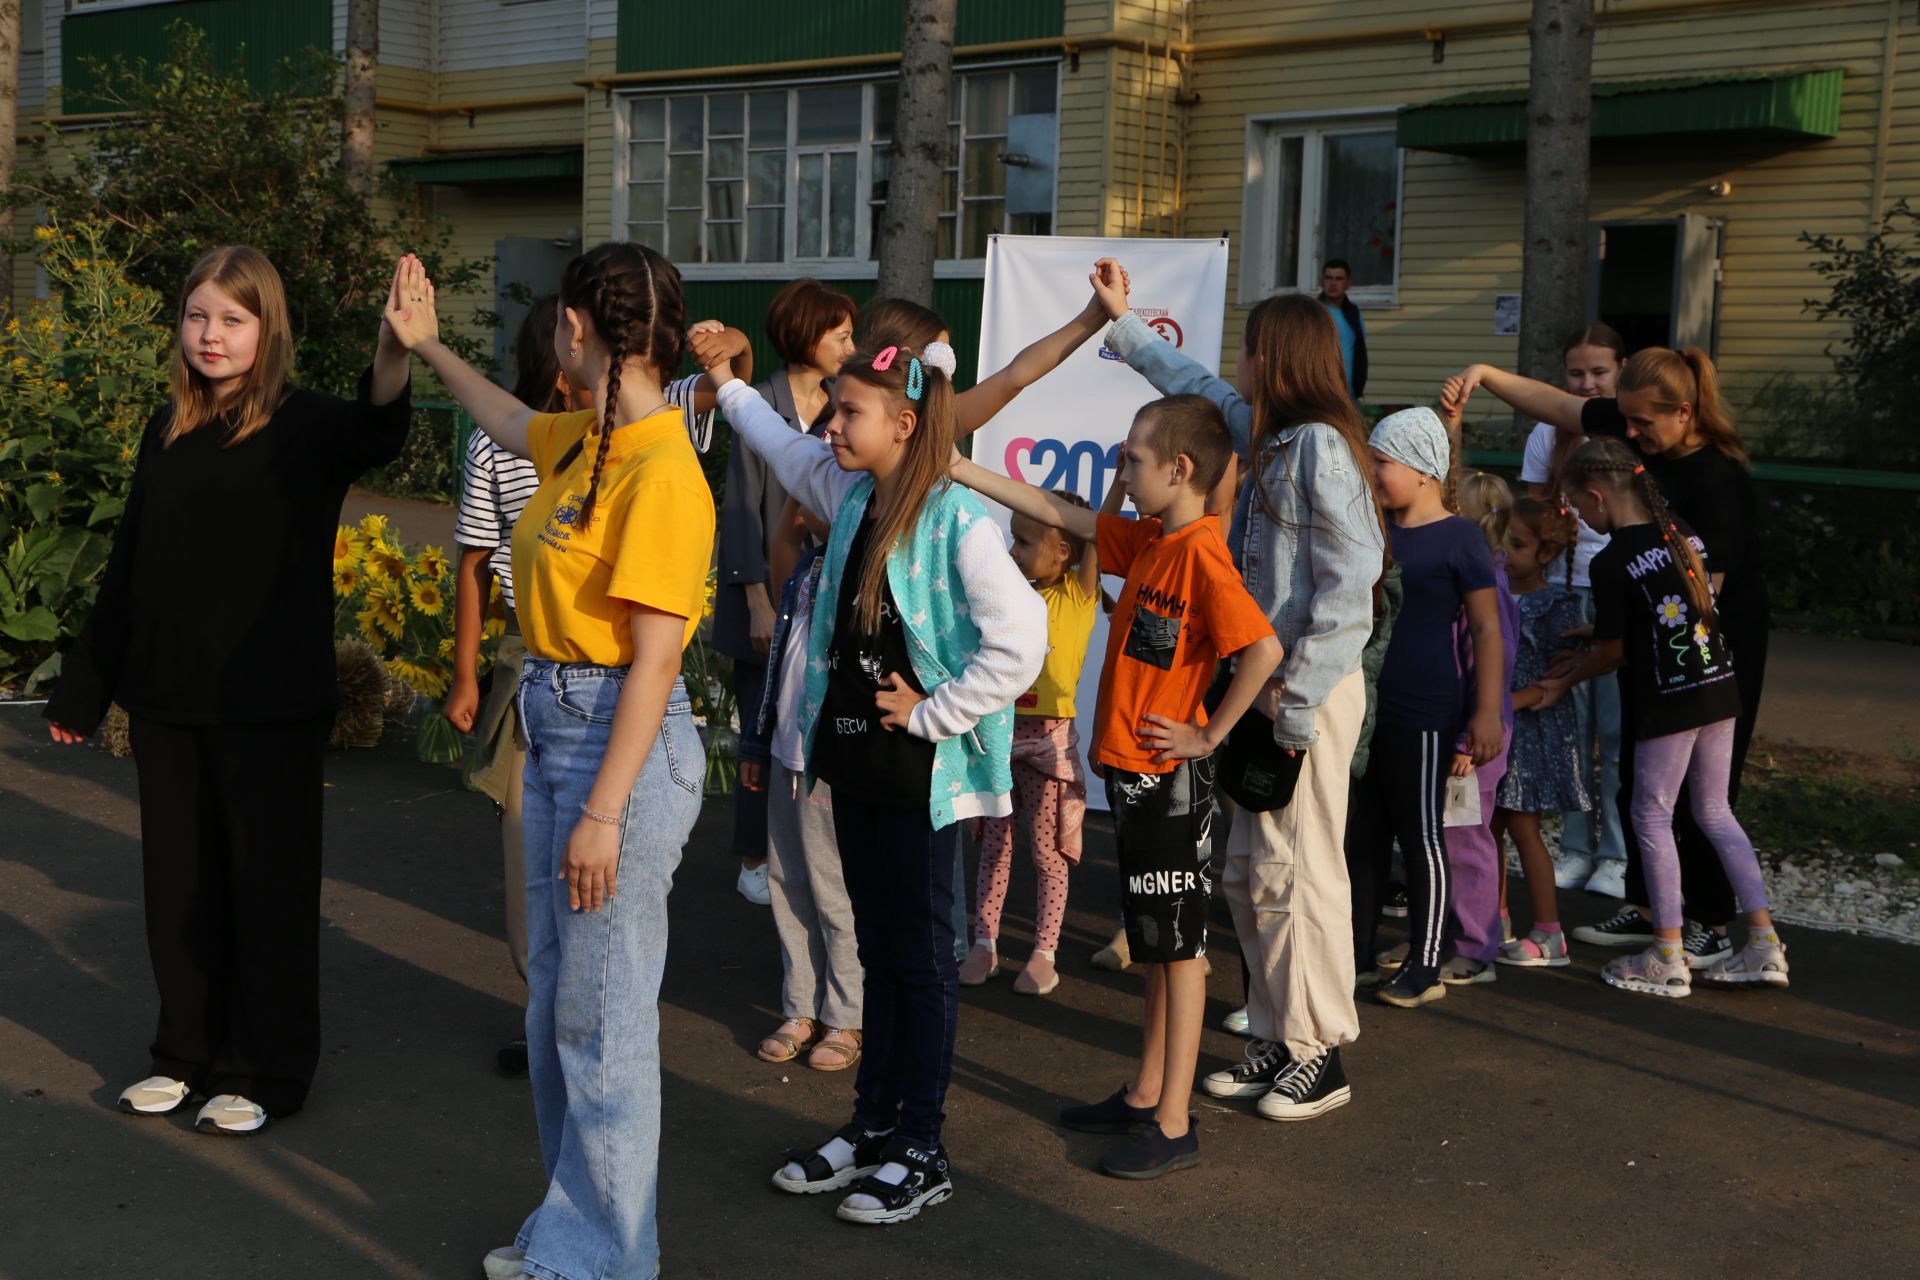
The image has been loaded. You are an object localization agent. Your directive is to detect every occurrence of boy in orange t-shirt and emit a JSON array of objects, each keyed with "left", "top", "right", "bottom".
[{"left": 951, "top": 394, "right": 1281, "bottom": 1180}]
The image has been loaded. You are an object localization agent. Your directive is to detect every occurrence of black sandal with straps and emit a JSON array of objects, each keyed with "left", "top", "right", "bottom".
[
  {"left": 834, "top": 1137, "right": 953, "bottom": 1225},
  {"left": 770, "top": 1122, "right": 888, "bottom": 1195}
]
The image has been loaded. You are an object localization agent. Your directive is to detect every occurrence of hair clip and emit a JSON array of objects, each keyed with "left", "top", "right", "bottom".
[
  {"left": 872, "top": 346, "right": 899, "bottom": 372},
  {"left": 905, "top": 356, "right": 925, "bottom": 402},
  {"left": 1632, "top": 464, "right": 1645, "bottom": 474}
]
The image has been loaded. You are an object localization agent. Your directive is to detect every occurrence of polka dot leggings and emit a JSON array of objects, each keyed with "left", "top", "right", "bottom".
[{"left": 972, "top": 758, "right": 1075, "bottom": 953}]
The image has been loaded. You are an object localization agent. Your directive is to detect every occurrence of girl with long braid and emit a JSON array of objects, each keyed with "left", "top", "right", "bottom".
[
  {"left": 1544, "top": 439, "right": 1787, "bottom": 998},
  {"left": 383, "top": 247, "right": 745, "bottom": 1280}
]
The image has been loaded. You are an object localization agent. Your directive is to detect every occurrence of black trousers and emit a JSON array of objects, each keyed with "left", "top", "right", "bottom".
[
  {"left": 1619, "top": 627, "right": 1768, "bottom": 925},
  {"left": 833, "top": 796, "right": 961, "bottom": 1150},
  {"left": 729, "top": 659, "right": 770, "bottom": 863},
  {"left": 1347, "top": 725, "right": 1450, "bottom": 977},
  {"left": 129, "top": 715, "right": 329, "bottom": 1115}
]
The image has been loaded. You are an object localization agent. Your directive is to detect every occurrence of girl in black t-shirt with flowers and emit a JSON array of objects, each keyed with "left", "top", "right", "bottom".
[{"left": 1538, "top": 440, "right": 1787, "bottom": 998}]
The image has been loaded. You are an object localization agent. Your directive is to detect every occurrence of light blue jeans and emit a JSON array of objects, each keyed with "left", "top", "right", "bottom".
[
  {"left": 514, "top": 660, "right": 703, "bottom": 1280},
  {"left": 1560, "top": 587, "right": 1625, "bottom": 866}
]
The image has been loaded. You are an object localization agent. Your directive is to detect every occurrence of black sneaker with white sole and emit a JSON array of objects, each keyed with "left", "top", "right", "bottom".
[
  {"left": 1681, "top": 920, "right": 1733, "bottom": 970},
  {"left": 1199, "top": 1039, "right": 1287, "bottom": 1099},
  {"left": 1383, "top": 882, "right": 1410, "bottom": 919},
  {"left": 1255, "top": 1047, "right": 1351, "bottom": 1122},
  {"left": 772, "top": 1121, "right": 890, "bottom": 1195},
  {"left": 836, "top": 1138, "right": 953, "bottom": 1225},
  {"left": 1570, "top": 905, "right": 1657, "bottom": 948}
]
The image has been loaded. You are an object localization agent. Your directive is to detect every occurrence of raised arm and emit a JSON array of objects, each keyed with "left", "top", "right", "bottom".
[
  {"left": 1441, "top": 364, "right": 1586, "bottom": 435},
  {"left": 1092, "top": 258, "right": 1255, "bottom": 457},
  {"left": 949, "top": 455, "right": 1099, "bottom": 543},
  {"left": 703, "top": 361, "right": 855, "bottom": 520},
  {"left": 954, "top": 294, "right": 1109, "bottom": 437},
  {"left": 384, "top": 255, "right": 537, "bottom": 458}
]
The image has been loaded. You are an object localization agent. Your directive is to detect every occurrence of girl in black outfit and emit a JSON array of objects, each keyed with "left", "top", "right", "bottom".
[
  {"left": 45, "top": 248, "right": 415, "bottom": 1135},
  {"left": 1441, "top": 347, "right": 1766, "bottom": 963}
]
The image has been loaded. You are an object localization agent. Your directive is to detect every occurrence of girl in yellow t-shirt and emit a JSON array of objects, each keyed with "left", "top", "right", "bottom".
[
  {"left": 384, "top": 245, "right": 738, "bottom": 1280},
  {"left": 959, "top": 491, "right": 1108, "bottom": 997}
]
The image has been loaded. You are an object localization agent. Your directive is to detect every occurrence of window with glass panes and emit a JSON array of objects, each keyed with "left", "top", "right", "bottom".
[
  {"left": 1239, "top": 117, "right": 1402, "bottom": 305},
  {"left": 624, "top": 65, "right": 1057, "bottom": 266}
]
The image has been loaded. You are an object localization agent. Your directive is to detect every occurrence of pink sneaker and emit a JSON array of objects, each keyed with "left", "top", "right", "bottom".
[{"left": 957, "top": 943, "right": 998, "bottom": 986}]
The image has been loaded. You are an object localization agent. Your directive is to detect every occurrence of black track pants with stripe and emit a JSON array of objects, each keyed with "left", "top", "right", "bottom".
[{"left": 1346, "top": 726, "right": 1451, "bottom": 976}]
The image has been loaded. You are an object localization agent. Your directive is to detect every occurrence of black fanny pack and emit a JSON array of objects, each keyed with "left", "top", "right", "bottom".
[{"left": 1214, "top": 709, "right": 1307, "bottom": 812}]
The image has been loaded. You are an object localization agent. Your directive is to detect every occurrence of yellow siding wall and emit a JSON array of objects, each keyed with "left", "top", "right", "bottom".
[
  {"left": 1172, "top": 0, "right": 1917, "bottom": 443},
  {"left": 582, "top": 39, "right": 619, "bottom": 247}
]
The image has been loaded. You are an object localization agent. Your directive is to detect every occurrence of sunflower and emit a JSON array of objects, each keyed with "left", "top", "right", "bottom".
[
  {"left": 361, "top": 582, "right": 406, "bottom": 639},
  {"left": 333, "top": 526, "right": 365, "bottom": 567},
  {"left": 437, "top": 635, "right": 456, "bottom": 661},
  {"left": 410, "top": 577, "right": 446, "bottom": 617},
  {"left": 355, "top": 607, "right": 385, "bottom": 648},
  {"left": 357, "top": 513, "right": 390, "bottom": 542},
  {"left": 416, "top": 544, "right": 449, "bottom": 580},
  {"left": 483, "top": 614, "right": 506, "bottom": 641},
  {"left": 363, "top": 540, "right": 410, "bottom": 583},
  {"left": 386, "top": 657, "right": 450, "bottom": 700},
  {"left": 333, "top": 560, "right": 362, "bottom": 597},
  {"left": 1657, "top": 594, "right": 1687, "bottom": 627},
  {"left": 702, "top": 567, "right": 718, "bottom": 621}
]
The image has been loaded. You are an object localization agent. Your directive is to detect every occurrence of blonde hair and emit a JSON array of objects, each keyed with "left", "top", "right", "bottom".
[
  {"left": 835, "top": 345, "right": 956, "bottom": 634},
  {"left": 165, "top": 246, "right": 293, "bottom": 446},
  {"left": 1457, "top": 472, "right": 1513, "bottom": 553},
  {"left": 1618, "top": 347, "right": 1749, "bottom": 468},
  {"left": 1564, "top": 438, "right": 1716, "bottom": 625}
]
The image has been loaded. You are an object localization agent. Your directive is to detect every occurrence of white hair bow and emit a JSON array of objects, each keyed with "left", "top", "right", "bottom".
[{"left": 921, "top": 340, "right": 958, "bottom": 381}]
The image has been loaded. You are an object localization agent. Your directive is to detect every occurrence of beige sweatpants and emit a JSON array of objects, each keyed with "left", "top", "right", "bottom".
[{"left": 1223, "top": 666, "right": 1365, "bottom": 1061}]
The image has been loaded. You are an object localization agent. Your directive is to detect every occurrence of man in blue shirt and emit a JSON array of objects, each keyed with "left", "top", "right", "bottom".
[{"left": 1318, "top": 259, "right": 1368, "bottom": 400}]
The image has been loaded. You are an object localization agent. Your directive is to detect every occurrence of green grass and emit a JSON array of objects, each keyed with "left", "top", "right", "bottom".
[{"left": 1740, "top": 742, "right": 1920, "bottom": 874}]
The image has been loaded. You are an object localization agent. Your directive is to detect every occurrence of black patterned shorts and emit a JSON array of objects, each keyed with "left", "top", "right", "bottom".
[{"left": 1105, "top": 755, "right": 1216, "bottom": 963}]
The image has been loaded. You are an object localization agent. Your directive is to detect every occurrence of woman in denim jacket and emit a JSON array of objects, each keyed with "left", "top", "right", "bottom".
[{"left": 1091, "top": 263, "right": 1384, "bottom": 1122}]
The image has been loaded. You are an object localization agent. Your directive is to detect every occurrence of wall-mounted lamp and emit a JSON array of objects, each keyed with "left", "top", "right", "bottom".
[{"left": 1707, "top": 180, "right": 1733, "bottom": 198}]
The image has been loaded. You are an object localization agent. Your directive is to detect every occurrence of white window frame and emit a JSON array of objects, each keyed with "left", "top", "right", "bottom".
[
  {"left": 611, "top": 61, "right": 1060, "bottom": 282},
  {"left": 1238, "top": 108, "right": 1404, "bottom": 309}
]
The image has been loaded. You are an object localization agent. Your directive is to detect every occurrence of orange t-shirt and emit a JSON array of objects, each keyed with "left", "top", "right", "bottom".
[{"left": 1091, "top": 513, "right": 1275, "bottom": 775}]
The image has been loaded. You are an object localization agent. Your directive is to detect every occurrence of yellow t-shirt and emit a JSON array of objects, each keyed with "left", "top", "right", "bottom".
[
  {"left": 510, "top": 406, "right": 715, "bottom": 665},
  {"left": 1015, "top": 574, "right": 1100, "bottom": 719}
]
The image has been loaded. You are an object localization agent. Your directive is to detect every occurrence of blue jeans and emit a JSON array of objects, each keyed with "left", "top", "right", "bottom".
[
  {"left": 1560, "top": 587, "right": 1625, "bottom": 866},
  {"left": 833, "top": 798, "right": 961, "bottom": 1150},
  {"left": 514, "top": 660, "right": 703, "bottom": 1280}
]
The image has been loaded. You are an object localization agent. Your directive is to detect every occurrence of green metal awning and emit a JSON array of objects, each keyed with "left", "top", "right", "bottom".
[
  {"left": 387, "top": 148, "right": 584, "bottom": 186},
  {"left": 1396, "top": 68, "right": 1844, "bottom": 153}
]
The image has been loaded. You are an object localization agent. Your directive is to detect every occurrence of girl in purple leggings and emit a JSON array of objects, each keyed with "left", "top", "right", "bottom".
[{"left": 1537, "top": 439, "right": 1787, "bottom": 998}]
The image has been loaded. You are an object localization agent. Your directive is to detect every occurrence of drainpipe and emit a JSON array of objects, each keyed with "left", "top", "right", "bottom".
[{"left": 1868, "top": 0, "right": 1901, "bottom": 230}]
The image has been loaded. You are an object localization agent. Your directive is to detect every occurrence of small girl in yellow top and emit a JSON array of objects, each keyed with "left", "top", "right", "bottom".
[
  {"left": 959, "top": 491, "right": 1110, "bottom": 996},
  {"left": 385, "top": 245, "right": 742, "bottom": 1280}
]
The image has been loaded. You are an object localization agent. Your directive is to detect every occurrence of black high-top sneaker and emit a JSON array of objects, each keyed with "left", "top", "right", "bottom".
[{"left": 1255, "top": 1046, "right": 1352, "bottom": 1122}]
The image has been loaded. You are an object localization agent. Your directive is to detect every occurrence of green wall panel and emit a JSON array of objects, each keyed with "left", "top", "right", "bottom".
[
  {"left": 679, "top": 277, "right": 985, "bottom": 391},
  {"left": 619, "top": 1, "right": 1063, "bottom": 75},
  {"left": 63, "top": 0, "right": 333, "bottom": 113}
]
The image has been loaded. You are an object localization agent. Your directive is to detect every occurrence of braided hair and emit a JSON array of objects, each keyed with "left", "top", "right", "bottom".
[
  {"left": 1563, "top": 437, "right": 1716, "bottom": 625},
  {"left": 553, "top": 242, "right": 688, "bottom": 532}
]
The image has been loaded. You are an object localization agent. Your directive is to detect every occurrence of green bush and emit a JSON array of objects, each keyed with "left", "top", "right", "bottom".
[{"left": 0, "top": 218, "right": 170, "bottom": 691}]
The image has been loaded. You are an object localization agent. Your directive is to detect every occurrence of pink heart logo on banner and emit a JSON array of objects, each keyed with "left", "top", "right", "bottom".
[{"left": 1004, "top": 437, "right": 1039, "bottom": 483}]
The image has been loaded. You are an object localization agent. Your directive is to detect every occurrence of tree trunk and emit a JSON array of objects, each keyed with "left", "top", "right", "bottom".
[
  {"left": 1517, "top": 0, "right": 1594, "bottom": 424},
  {"left": 0, "top": 0, "right": 20, "bottom": 305},
  {"left": 874, "top": 0, "right": 955, "bottom": 308},
  {"left": 343, "top": 0, "right": 378, "bottom": 196}
]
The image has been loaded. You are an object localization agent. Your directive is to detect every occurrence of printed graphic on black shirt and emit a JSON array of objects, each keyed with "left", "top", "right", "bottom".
[
  {"left": 1125, "top": 586, "right": 1185, "bottom": 670},
  {"left": 1594, "top": 522, "right": 1743, "bottom": 739}
]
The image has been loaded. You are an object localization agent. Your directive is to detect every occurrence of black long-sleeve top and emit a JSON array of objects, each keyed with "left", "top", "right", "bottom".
[{"left": 45, "top": 369, "right": 412, "bottom": 733}]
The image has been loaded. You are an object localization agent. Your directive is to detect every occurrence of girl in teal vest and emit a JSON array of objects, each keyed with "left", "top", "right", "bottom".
[{"left": 699, "top": 337, "right": 1046, "bottom": 1226}]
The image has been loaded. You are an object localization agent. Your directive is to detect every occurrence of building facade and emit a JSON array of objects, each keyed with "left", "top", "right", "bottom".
[{"left": 13, "top": 0, "right": 1916, "bottom": 440}]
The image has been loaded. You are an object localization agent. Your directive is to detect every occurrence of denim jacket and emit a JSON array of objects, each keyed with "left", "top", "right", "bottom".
[
  {"left": 1106, "top": 311, "right": 1385, "bottom": 749},
  {"left": 738, "top": 543, "right": 823, "bottom": 767}
]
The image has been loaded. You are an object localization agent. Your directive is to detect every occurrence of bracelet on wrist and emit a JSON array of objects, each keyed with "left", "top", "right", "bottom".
[{"left": 578, "top": 802, "right": 623, "bottom": 828}]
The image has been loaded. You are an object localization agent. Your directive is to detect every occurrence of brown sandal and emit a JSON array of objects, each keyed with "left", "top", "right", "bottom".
[
  {"left": 807, "top": 1028, "right": 862, "bottom": 1072},
  {"left": 756, "top": 1017, "right": 819, "bottom": 1064}
]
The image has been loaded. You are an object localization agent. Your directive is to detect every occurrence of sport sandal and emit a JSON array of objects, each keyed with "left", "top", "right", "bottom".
[
  {"left": 772, "top": 1121, "right": 890, "bottom": 1195},
  {"left": 836, "top": 1138, "right": 953, "bottom": 1225},
  {"left": 756, "top": 1017, "right": 819, "bottom": 1064}
]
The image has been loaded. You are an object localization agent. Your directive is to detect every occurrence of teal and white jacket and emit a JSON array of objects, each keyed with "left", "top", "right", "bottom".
[{"left": 716, "top": 379, "right": 1046, "bottom": 828}]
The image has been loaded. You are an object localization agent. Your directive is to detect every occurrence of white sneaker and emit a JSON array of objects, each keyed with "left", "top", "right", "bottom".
[
  {"left": 1221, "top": 1006, "right": 1251, "bottom": 1036},
  {"left": 1552, "top": 853, "right": 1596, "bottom": 890},
  {"left": 194, "top": 1094, "right": 269, "bottom": 1135},
  {"left": 1584, "top": 860, "right": 1627, "bottom": 899},
  {"left": 117, "top": 1075, "right": 191, "bottom": 1115},
  {"left": 736, "top": 861, "right": 772, "bottom": 906},
  {"left": 482, "top": 1246, "right": 526, "bottom": 1279}
]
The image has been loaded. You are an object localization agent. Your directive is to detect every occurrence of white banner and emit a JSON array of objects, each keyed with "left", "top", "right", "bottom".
[{"left": 972, "top": 234, "right": 1231, "bottom": 808}]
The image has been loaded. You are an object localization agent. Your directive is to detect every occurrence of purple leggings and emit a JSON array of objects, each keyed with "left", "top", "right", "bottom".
[{"left": 1630, "top": 719, "right": 1770, "bottom": 931}]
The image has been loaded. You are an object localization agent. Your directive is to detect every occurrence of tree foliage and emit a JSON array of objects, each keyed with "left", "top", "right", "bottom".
[{"left": 1797, "top": 198, "right": 1920, "bottom": 467}]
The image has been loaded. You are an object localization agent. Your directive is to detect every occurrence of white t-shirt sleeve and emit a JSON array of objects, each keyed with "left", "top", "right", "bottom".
[{"left": 1519, "top": 421, "right": 1556, "bottom": 485}]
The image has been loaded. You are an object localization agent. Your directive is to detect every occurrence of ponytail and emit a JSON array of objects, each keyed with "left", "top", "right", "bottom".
[
  {"left": 1619, "top": 346, "right": 1749, "bottom": 469},
  {"left": 1564, "top": 438, "right": 1716, "bottom": 629},
  {"left": 1458, "top": 472, "right": 1513, "bottom": 554}
]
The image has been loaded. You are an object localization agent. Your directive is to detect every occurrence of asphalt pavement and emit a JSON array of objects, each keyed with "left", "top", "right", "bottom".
[{"left": 1, "top": 704, "right": 1913, "bottom": 1278}]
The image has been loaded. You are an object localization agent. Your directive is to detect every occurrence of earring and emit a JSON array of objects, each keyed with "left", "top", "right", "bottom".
[{"left": 569, "top": 346, "right": 580, "bottom": 359}]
